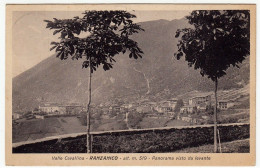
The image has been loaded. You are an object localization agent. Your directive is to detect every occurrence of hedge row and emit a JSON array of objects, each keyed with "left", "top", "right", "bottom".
[{"left": 13, "top": 124, "right": 249, "bottom": 153}]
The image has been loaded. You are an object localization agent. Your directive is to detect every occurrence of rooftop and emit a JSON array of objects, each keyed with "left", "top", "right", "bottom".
[{"left": 189, "top": 93, "right": 212, "bottom": 99}]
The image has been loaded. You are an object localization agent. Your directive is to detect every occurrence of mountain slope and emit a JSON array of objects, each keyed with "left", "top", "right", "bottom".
[{"left": 12, "top": 18, "right": 250, "bottom": 112}]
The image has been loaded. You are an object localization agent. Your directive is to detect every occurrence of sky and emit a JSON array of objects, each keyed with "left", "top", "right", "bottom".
[{"left": 12, "top": 10, "right": 190, "bottom": 77}]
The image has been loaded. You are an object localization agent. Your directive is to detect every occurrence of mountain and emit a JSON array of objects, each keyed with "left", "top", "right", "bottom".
[{"left": 12, "top": 18, "right": 250, "bottom": 112}]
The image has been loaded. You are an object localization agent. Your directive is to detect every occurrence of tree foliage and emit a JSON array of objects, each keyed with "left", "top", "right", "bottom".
[
  {"left": 128, "top": 111, "right": 145, "bottom": 129},
  {"left": 174, "top": 99, "right": 184, "bottom": 112},
  {"left": 175, "top": 10, "right": 250, "bottom": 81},
  {"left": 44, "top": 10, "right": 144, "bottom": 73}
]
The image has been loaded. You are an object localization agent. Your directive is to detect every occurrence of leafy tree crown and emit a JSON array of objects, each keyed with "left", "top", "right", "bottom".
[
  {"left": 45, "top": 10, "right": 144, "bottom": 73},
  {"left": 175, "top": 10, "right": 250, "bottom": 81}
]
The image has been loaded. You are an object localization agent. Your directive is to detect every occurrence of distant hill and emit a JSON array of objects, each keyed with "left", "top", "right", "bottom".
[{"left": 12, "top": 18, "right": 250, "bottom": 112}]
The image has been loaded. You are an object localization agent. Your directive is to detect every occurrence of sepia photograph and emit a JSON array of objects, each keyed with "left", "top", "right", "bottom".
[{"left": 5, "top": 4, "right": 256, "bottom": 166}]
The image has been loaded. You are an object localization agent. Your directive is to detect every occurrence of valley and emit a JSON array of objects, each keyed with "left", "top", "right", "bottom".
[{"left": 12, "top": 18, "right": 250, "bottom": 144}]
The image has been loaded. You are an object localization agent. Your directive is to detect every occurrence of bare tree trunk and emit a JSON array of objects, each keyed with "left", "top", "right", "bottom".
[
  {"left": 86, "top": 59, "right": 92, "bottom": 153},
  {"left": 214, "top": 78, "right": 218, "bottom": 153}
]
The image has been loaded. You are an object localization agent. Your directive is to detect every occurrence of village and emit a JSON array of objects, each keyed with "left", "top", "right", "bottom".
[{"left": 12, "top": 93, "right": 237, "bottom": 126}]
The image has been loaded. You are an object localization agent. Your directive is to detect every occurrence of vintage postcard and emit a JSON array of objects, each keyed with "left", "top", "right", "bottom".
[{"left": 6, "top": 4, "right": 256, "bottom": 166}]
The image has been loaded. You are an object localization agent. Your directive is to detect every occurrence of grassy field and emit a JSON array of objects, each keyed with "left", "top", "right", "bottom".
[
  {"left": 174, "top": 139, "right": 249, "bottom": 153},
  {"left": 139, "top": 117, "right": 190, "bottom": 128},
  {"left": 95, "top": 121, "right": 127, "bottom": 131},
  {"left": 13, "top": 117, "right": 87, "bottom": 143},
  {"left": 139, "top": 117, "right": 169, "bottom": 128},
  {"left": 13, "top": 116, "right": 128, "bottom": 143},
  {"left": 13, "top": 110, "right": 249, "bottom": 144},
  {"left": 164, "top": 119, "right": 190, "bottom": 127}
]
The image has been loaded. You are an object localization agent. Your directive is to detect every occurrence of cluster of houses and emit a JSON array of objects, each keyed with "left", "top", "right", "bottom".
[
  {"left": 12, "top": 94, "right": 235, "bottom": 123},
  {"left": 12, "top": 103, "right": 84, "bottom": 120},
  {"left": 99, "top": 93, "right": 234, "bottom": 115},
  {"left": 37, "top": 103, "right": 83, "bottom": 115},
  {"left": 96, "top": 98, "right": 178, "bottom": 118},
  {"left": 177, "top": 114, "right": 211, "bottom": 124},
  {"left": 97, "top": 93, "right": 235, "bottom": 124},
  {"left": 181, "top": 94, "right": 235, "bottom": 113},
  {"left": 180, "top": 94, "right": 212, "bottom": 114},
  {"left": 177, "top": 94, "right": 235, "bottom": 124}
]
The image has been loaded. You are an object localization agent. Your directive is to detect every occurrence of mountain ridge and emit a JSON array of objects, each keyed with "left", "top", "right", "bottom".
[{"left": 12, "top": 18, "right": 250, "bottom": 112}]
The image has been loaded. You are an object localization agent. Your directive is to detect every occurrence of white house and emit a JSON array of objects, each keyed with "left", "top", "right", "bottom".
[
  {"left": 35, "top": 115, "right": 45, "bottom": 119},
  {"left": 218, "top": 100, "right": 235, "bottom": 109},
  {"left": 189, "top": 94, "right": 212, "bottom": 106},
  {"left": 182, "top": 116, "right": 193, "bottom": 122},
  {"left": 155, "top": 99, "right": 177, "bottom": 113},
  {"left": 39, "top": 103, "right": 83, "bottom": 115},
  {"left": 180, "top": 105, "right": 193, "bottom": 113},
  {"left": 12, "top": 113, "right": 21, "bottom": 120}
]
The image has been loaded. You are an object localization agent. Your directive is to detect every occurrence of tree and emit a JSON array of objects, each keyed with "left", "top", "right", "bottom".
[
  {"left": 44, "top": 10, "right": 144, "bottom": 153},
  {"left": 127, "top": 111, "right": 145, "bottom": 129},
  {"left": 192, "top": 106, "right": 198, "bottom": 114},
  {"left": 174, "top": 99, "right": 184, "bottom": 112},
  {"left": 175, "top": 10, "right": 249, "bottom": 152},
  {"left": 206, "top": 105, "right": 214, "bottom": 115},
  {"left": 33, "top": 107, "right": 39, "bottom": 111}
]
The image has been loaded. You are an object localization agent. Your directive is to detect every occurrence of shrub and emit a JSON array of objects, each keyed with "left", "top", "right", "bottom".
[{"left": 13, "top": 124, "right": 249, "bottom": 153}]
